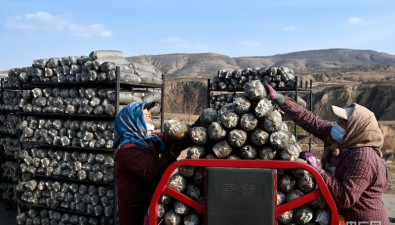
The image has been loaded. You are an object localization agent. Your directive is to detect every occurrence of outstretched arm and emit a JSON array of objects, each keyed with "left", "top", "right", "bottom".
[
  {"left": 280, "top": 96, "right": 333, "bottom": 141},
  {"left": 264, "top": 83, "right": 332, "bottom": 141}
]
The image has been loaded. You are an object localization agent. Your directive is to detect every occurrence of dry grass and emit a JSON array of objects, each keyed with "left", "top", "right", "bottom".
[
  {"left": 380, "top": 122, "right": 395, "bottom": 160},
  {"left": 385, "top": 161, "right": 395, "bottom": 194}
]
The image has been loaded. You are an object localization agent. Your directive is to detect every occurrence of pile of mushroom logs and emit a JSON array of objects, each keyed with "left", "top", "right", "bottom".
[{"left": 162, "top": 79, "right": 329, "bottom": 225}]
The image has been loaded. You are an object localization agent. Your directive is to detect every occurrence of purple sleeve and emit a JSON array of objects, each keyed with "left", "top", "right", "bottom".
[
  {"left": 280, "top": 96, "right": 333, "bottom": 141},
  {"left": 320, "top": 149, "right": 375, "bottom": 208}
]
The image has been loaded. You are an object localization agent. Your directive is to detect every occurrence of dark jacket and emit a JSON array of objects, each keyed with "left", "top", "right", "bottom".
[{"left": 116, "top": 133, "right": 176, "bottom": 225}]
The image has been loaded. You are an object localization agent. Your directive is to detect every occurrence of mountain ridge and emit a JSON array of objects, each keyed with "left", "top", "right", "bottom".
[
  {"left": 127, "top": 48, "right": 395, "bottom": 80},
  {"left": 127, "top": 48, "right": 395, "bottom": 125}
]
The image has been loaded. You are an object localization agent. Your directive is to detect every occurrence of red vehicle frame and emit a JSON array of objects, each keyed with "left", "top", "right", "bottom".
[{"left": 148, "top": 159, "right": 345, "bottom": 225}]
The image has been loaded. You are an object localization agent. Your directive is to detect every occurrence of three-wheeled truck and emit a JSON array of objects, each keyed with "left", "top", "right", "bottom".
[{"left": 146, "top": 159, "right": 346, "bottom": 225}]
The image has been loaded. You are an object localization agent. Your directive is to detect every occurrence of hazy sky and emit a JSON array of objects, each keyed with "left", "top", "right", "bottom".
[{"left": 1, "top": 0, "right": 395, "bottom": 70}]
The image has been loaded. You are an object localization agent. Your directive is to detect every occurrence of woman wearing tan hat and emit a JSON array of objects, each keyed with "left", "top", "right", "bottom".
[{"left": 264, "top": 84, "right": 389, "bottom": 224}]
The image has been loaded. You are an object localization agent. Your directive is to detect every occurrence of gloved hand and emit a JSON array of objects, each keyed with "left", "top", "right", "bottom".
[
  {"left": 263, "top": 83, "right": 285, "bottom": 105},
  {"left": 299, "top": 151, "right": 323, "bottom": 173}
]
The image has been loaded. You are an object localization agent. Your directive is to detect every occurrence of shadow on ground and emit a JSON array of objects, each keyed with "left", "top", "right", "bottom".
[{"left": 0, "top": 196, "right": 394, "bottom": 224}]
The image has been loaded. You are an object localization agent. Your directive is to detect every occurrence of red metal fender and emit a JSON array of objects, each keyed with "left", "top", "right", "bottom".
[{"left": 148, "top": 159, "right": 340, "bottom": 225}]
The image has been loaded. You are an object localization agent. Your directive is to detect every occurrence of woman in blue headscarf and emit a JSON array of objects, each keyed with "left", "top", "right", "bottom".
[{"left": 114, "top": 102, "right": 186, "bottom": 225}]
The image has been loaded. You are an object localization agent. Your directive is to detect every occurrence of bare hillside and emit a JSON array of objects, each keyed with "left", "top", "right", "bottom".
[
  {"left": 127, "top": 48, "right": 395, "bottom": 119},
  {"left": 309, "top": 83, "right": 395, "bottom": 120},
  {"left": 127, "top": 48, "right": 395, "bottom": 79},
  {"left": 127, "top": 53, "right": 238, "bottom": 79},
  {"left": 251, "top": 48, "right": 395, "bottom": 69}
]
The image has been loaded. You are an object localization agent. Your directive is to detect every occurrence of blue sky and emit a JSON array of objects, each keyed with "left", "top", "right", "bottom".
[{"left": 1, "top": 0, "right": 395, "bottom": 70}]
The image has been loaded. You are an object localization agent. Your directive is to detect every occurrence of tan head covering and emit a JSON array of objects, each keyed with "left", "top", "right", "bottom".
[
  {"left": 340, "top": 103, "right": 383, "bottom": 152},
  {"left": 322, "top": 103, "right": 384, "bottom": 168}
]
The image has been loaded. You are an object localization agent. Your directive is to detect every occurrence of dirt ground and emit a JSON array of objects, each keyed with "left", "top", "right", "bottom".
[
  {"left": 0, "top": 199, "right": 394, "bottom": 224},
  {"left": 385, "top": 161, "right": 395, "bottom": 194}
]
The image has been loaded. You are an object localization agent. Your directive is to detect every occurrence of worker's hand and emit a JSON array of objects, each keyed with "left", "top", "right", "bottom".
[
  {"left": 299, "top": 151, "right": 323, "bottom": 173},
  {"left": 263, "top": 83, "right": 285, "bottom": 105},
  {"left": 264, "top": 83, "right": 278, "bottom": 100}
]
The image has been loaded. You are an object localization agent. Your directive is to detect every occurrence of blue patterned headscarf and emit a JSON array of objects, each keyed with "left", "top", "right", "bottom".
[{"left": 113, "top": 102, "right": 166, "bottom": 153}]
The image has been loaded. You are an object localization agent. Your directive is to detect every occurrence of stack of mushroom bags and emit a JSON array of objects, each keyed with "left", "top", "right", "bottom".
[
  {"left": 17, "top": 50, "right": 163, "bottom": 124},
  {"left": 161, "top": 80, "right": 330, "bottom": 225}
]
